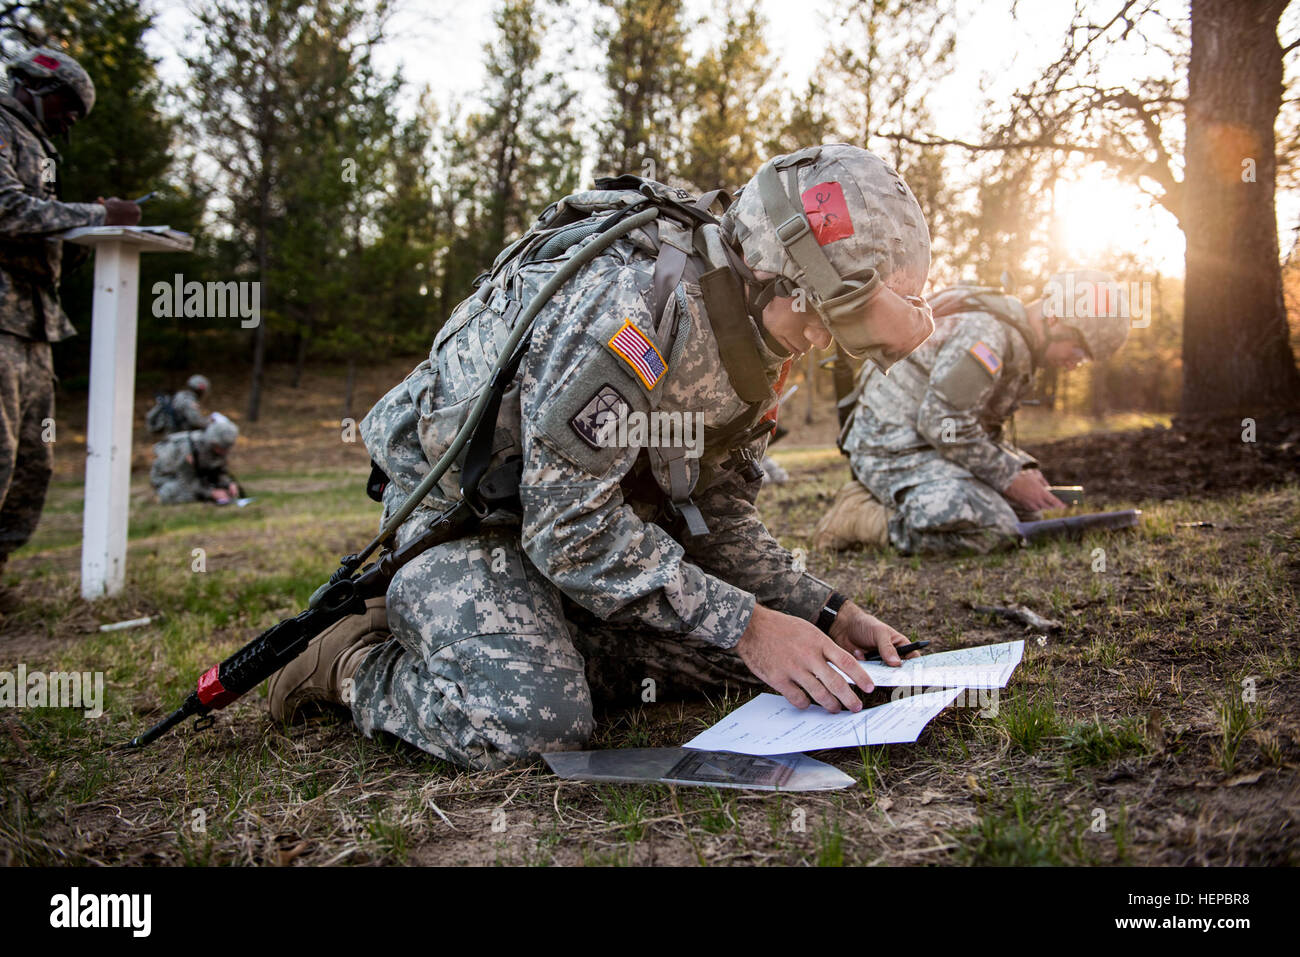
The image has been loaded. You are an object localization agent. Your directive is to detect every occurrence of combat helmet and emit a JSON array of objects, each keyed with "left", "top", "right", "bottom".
[
  {"left": 187, "top": 374, "right": 211, "bottom": 395},
  {"left": 1042, "top": 269, "right": 1130, "bottom": 362},
  {"left": 7, "top": 47, "right": 95, "bottom": 124},
  {"left": 204, "top": 415, "right": 238, "bottom": 450},
  {"left": 723, "top": 143, "right": 933, "bottom": 369}
]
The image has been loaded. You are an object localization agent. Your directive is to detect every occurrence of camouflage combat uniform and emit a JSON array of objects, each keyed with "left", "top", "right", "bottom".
[
  {"left": 167, "top": 388, "right": 208, "bottom": 433},
  {"left": 0, "top": 93, "right": 106, "bottom": 563},
  {"left": 150, "top": 430, "right": 234, "bottom": 504},
  {"left": 355, "top": 214, "right": 835, "bottom": 771},
  {"left": 841, "top": 292, "right": 1040, "bottom": 555}
]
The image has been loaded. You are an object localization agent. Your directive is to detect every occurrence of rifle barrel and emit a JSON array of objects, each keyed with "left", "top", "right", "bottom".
[{"left": 1016, "top": 509, "right": 1141, "bottom": 543}]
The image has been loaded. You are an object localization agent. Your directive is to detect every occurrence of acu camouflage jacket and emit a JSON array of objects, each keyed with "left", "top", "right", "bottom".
[
  {"left": 842, "top": 297, "right": 1041, "bottom": 501},
  {"left": 362, "top": 220, "right": 834, "bottom": 650},
  {"left": 0, "top": 94, "right": 106, "bottom": 342}
]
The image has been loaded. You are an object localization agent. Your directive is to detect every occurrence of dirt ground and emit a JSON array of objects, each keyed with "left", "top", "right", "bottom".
[
  {"left": 1025, "top": 412, "right": 1300, "bottom": 503},
  {"left": 2, "top": 367, "right": 1298, "bottom": 867}
]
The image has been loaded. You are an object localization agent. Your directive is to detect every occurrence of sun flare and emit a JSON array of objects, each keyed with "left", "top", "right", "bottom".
[{"left": 1054, "top": 167, "right": 1185, "bottom": 273}]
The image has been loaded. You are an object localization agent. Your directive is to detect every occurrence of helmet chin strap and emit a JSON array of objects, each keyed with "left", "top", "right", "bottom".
[
  {"left": 31, "top": 90, "right": 46, "bottom": 128},
  {"left": 19, "top": 83, "right": 58, "bottom": 139}
]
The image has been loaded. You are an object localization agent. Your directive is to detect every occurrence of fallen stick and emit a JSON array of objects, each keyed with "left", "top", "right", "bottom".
[{"left": 971, "top": 603, "right": 1063, "bottom": 632}]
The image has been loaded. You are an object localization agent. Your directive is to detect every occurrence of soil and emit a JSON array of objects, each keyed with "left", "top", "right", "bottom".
[{"left": 1026, "top": 412, "right": 1300, "bottom": 503}]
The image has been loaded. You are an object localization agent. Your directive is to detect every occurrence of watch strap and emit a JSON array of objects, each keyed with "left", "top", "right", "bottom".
[{"left": 816, "top": 591, "right": 849, "bottom": 634}]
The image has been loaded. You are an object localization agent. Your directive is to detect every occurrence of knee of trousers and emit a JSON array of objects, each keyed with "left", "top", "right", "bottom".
[
  {"left": 356, "top": 632, "right": 596, "bottom": 769},
  {"left": 155, "top": 481, "right": 193, "bottom": 504},
  {"left": 892, "top": 477, "right": 1020, "bottom": 552},
  {"left": 382, "top": 530, "right": 595, "bottom": 764},
  {"left": 461, "top": 642, "right": 596, "bottom": 762}
]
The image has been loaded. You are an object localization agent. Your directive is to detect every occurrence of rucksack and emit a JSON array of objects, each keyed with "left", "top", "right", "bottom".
[
  {"left": 476, "top": 174, "right": 731, "bottom": 328},
  {"left": 146, "top": 392, "right": 179, "bottom": 434},
  {"left": 927, "top": 284, "right": 1027, "bottom": 328}
]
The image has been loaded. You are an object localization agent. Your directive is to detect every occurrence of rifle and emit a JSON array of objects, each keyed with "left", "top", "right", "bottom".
[{"left": 1015, "top": 509, "right": 1141, "bottom": 544}]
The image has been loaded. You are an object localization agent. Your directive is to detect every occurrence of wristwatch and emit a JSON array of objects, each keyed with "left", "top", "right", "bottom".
[{"left": 815, "top": 591, "right": 849, "bottom": 635}]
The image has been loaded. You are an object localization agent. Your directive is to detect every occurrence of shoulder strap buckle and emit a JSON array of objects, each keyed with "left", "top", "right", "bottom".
[{"left": 776, "top": 214, "right": 811, "bottom": 245}]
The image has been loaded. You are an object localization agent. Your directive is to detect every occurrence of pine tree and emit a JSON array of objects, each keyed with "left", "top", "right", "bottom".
[
  {"left": 438, "top": 0, "right": 582, "bottom": 303},
  {"left": 594, "top": 0, "right": 692, "bottom": 180},
  {"left": 471, "top": 0, "right": 581, "bottom": 257},
  {"left": 678, "top": 0, "right": 779, "bottom": 192},
  {"left": 183, "top": 0, "right": 398, "bottom": 420}
]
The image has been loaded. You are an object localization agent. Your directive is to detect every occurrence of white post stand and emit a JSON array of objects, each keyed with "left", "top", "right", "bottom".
[{"left": 62, "top": 226, "right": 194, "bottom": 600}]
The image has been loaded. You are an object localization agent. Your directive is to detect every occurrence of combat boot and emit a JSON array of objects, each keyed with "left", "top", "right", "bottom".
[
  {"left": 812, "top": 480, "right": 892, "bottom": 550},
  {"left": 268, "top": 596, "right": 390, "bottom": 722}
]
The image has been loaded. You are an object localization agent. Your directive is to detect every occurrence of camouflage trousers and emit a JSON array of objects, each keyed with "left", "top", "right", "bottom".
[
  {"left": 0, "top": 333, "right": 55, "bottom": 563},
  {"left": 850, "top": 449, "right": 1028, "bottom": 556},
  {"left": 153, "top": 473, "right": 206, "bottom": 505},
  {"left": 350, "top": 524, "right": 761, "bottom": 771}
]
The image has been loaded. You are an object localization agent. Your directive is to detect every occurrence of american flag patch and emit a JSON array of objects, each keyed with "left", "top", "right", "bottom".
[
  {"left": 607, "top": 319, "right": 666, "bottom": 390},
  {"left": 970, "top": 341, "right": 1002, "bottom": 376}
]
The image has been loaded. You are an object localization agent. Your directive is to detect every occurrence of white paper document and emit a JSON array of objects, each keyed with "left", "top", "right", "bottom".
[
  {"left": 831, "top": 639, "right": 1024, "bottom": 689},
  {"left": 684, "top": 687, "right": 963, "bottom": 756}
]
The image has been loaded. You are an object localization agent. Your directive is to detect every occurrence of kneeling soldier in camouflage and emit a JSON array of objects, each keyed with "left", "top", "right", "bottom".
[
  {"left": 270, "top": 145, "right": 936, "bottom": 770},
  {"left": 146, "top": 374, "right": 212, "bottom": 435},
  {"left": 816, "top": 272, "right": 1130, "bottom": 555},
  {"left": 150, "top": 416, "right": 240, "bottom": 504}
]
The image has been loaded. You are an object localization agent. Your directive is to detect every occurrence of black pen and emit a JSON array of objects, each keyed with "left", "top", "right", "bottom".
[{"left": 863, "top": 640, "right": 929, "bottom": 662}]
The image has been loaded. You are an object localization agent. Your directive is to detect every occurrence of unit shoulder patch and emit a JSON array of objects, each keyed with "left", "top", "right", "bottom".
[
  {"left": 607, "top": 318, "right": 666, "bottom": 390},
  {"left": 570, "top": 383, "right": 628, "bottom": 450}
]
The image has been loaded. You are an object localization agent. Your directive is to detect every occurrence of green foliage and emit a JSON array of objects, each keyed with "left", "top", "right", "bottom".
[
  {"left": 814, "top": 814, "right": 845, "bottom": 866},
  {"left": 996, "top": 689, "right": 1063, "bottom": 755},
  {"left": 442, "top": 0, "right": 582, "bottom": 295},
  {"left": 1061, "top": 714, "right": 1148, "bottom": 771},
  {"left": 677, "top": 0, "right": 779, "bottom": 190},
  {"left": 696, "top": 788, "right": 736, "bottom": 834},
  {"left": 1214, "top": 685, "right": 1259, "bottom": 775},
  {"left": 957, "top": 785, "right": 1079, "bottom": 866},
  {"left": 594, "top": 0, "right": 693, "bottom": 178},
  {"left": 599, "top": 785, "right": 650, "bottom": 843}
]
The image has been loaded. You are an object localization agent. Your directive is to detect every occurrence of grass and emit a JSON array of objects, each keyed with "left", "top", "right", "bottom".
[
  {"left": 1215, "top": 684, "right": 1260, "bottom": 775},
  {"left": 955, "top": 785, "right": 1090, "bottom": 866},
  {"left": 814, "top": 814, "right": 846, "bottom": 866},
  {"left": 1060, "top": 714, "right": 1149, "bottom": 773},
  {"left": 2, "top": 417, "right": 1298, "bottom": 866},
  {"left": 995, "top": 690, "right": 1063, "bottom": 755}
]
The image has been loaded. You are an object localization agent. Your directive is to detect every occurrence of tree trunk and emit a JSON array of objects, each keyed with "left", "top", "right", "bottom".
[
  {"left": 805, "top": 351, "right": 815, "bottom": 425},
  {"left": 1089, "top": 363, "right": 1108, "bottom": 419},
  {"left": 1182, "top": 0, "right": 1300, "bottom": 414},
  {"left": 247, "top": 189, "right": 269, "bottom": 422},
  {"left": 291, "top": 324, "right": 309, "bottom": 389},
  {"left": 344, "top": 355, "right": 357, "bottom": 422}
]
